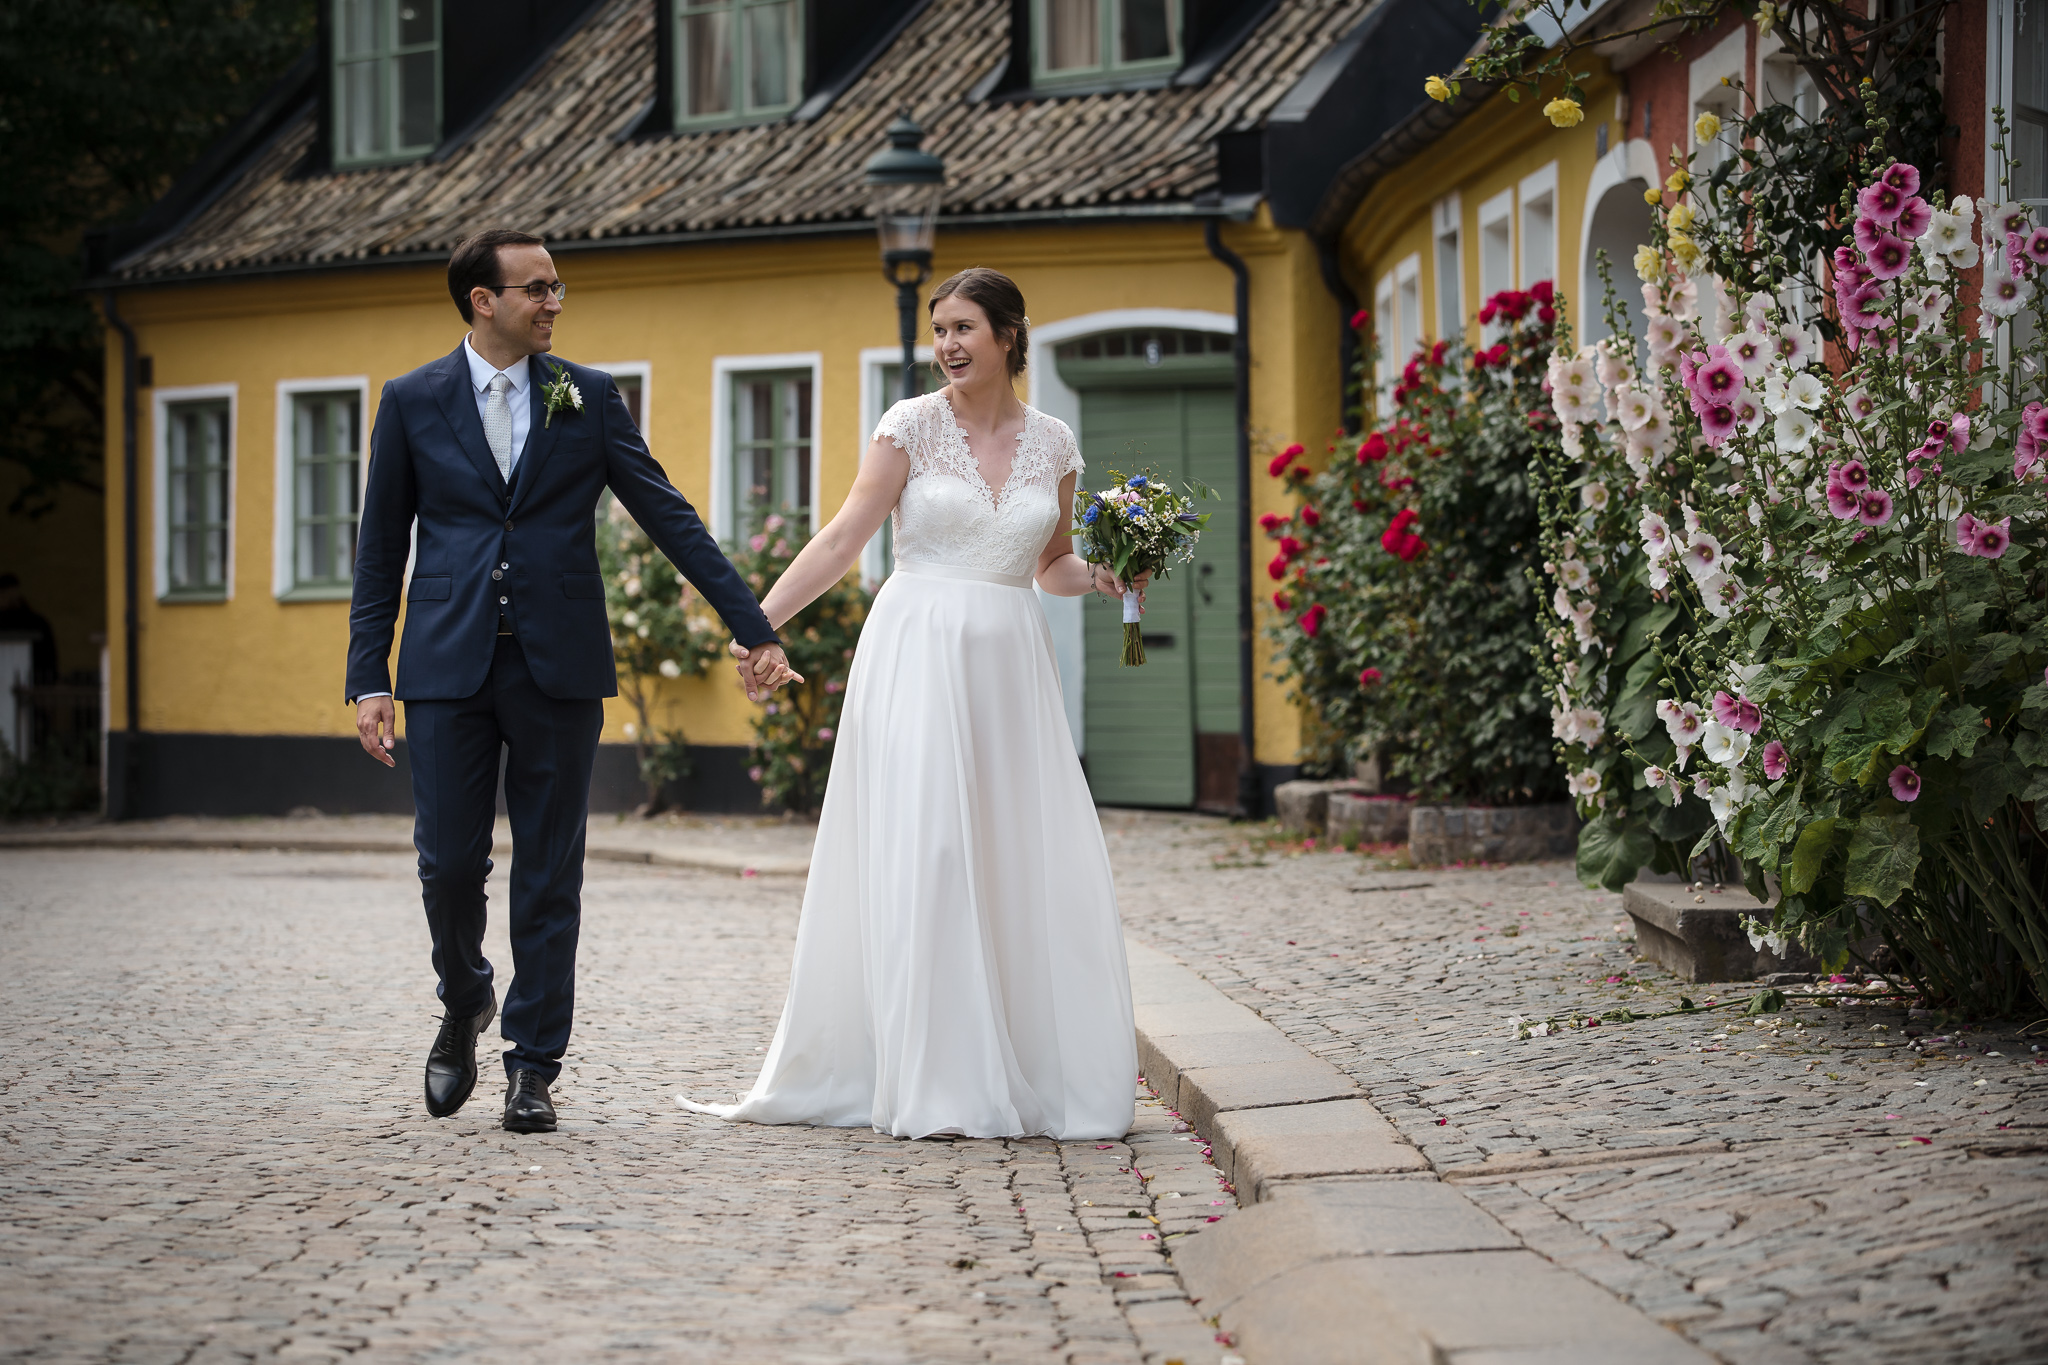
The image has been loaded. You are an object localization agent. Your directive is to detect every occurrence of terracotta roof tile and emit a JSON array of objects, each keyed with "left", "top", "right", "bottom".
[{"left": 117, "top": 0, "right": 1376, "bottom": 280}]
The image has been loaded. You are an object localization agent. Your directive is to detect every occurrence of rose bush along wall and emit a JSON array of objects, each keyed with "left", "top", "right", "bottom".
[
  {"left": 1538, "top": 100, "right": 2048, "bottom": 1012},
  {"left": 1262, "top": 290, "right": 1561, "bottom": 805}
]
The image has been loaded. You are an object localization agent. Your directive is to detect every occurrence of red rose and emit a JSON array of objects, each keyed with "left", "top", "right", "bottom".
[
  {"left": 1530, "top": 279, "right": 1554, "bottom": 305},
  {"left": 1350, "top": 308, "right": 1370, "bottom": 329},
  {"left": 1429, "top": 339, "right": 1449, "bottom": 366},
  {"left": 1537, "top": 304, "right": 1556, "bottom": 325},
  {"left": 1267, "top": 450, "right": 1295, "bottom": 477},
  {"left": 1278, "top": 536, "right": 1303, "bottom": 558},
  {"left": 1358, "top": 432, "right": 1389, "bottom": 462},
  {"left": 1478, "top": 303, "right": 1497, "bottom": 325},
  {"left": 1299, "top": 603, "right": 1327, "bottom": 636},
  {"left": 1359, "top": 667, "right": 1383, "bottom": 688},
  {"left": 1301, "top": 506, "right": 1322, "bottom": 527},
  {"left": 1486, "top": 342, "right": 1509, "bottom": 367},
  {"left": 1273, "top": 592, "right": 1291, "bottom": 611},
  {"left": 1351, "top": 498, "right": 1368, "bottom": 512},
  {"left": 1282, "top": 443, "right": 1305, "bottom": 457},
  {"left": 1267, "top": 553, "right": 1289, "bottom": 580},
  {"left": 1258, "top": 512, "right": 1284, "bottom": 532}
]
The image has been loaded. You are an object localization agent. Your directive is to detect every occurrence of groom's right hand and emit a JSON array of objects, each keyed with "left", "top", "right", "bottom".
[{"left": 356, "top": 697, "right": 398, "bottom": 768}]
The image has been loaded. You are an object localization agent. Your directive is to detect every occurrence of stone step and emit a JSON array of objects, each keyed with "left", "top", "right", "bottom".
[{"left": 1622, "top": 879, "right": 1820, "bottom": 982}]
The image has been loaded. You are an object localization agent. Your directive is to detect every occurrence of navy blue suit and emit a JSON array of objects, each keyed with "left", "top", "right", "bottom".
[{"left": 347, "top": 343, "right": 775, "bottom": 1082}]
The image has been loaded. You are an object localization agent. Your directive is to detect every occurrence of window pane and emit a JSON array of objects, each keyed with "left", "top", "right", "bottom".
[
  {"left": 617, "top": 376, "right": 643, "bottom": 432},
  {"left": 343, "top": 59, "right": 383, "bottom": 158},
  {"left": 746, "top": 1, "right": 797, "bottom": 110},
  {"left": 1119, "top": 0, "right": 1174, "bottom": 63},
  {"left": 339, "top": 0, "right": 381, "bottom": 57},
  {"left": 397, "top": 50, "right": 436, "bottom": 148},
  {"left": 397, "top": 1, "right": 434, "bottom": 47},
  {"left": 1047, "top": 0, "right": 1099, "bottom": 70},
  {"left": 684, "top": 8, "right": 735, "bottom": 117}
]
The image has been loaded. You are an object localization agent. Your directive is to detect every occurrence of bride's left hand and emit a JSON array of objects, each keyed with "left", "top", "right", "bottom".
[{"left": 1102, "top": 568, "right": 1150, "bottom": 598}]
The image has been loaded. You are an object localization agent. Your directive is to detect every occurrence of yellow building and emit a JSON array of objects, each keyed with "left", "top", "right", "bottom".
[{"left": 89, "top": 0, "right": 1485, "bottom": 818}]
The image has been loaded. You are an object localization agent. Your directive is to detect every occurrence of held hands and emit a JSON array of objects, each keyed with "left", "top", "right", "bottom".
[
  {"left": 729, "top": 640, "right": 805, "bottom": 702},
  {"left": 355, "top": 697, "right": 398, "bottom": 768}
]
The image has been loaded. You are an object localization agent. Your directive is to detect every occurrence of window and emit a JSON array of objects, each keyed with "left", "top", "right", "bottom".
[
  {"left": 2013, "top": 0, "right": 2048, "bottom": 202},
  {"left": 288, "top": 392, "right": 362, "bottom": 594},
  {"left": 1433, "top": 196, "right": 1463, "bottom": 339},
  {"left": 676, "top": 0, "right": 801, "bottom": 127},
  {"left": 1035, "top": 0, "right": 1180, "bottom": 87},
  {"left": 333, "top": 0, "right": 440, "bottom": 167},
  {"left": 730, "top": 371, "right": 812, "bottom": 535},
  {"left": 860, "top": 354, "right": 942, "bottom": 585},
  {"left": 1373, "top": 274, "right": 1396, "bottom": 407},
  {"left": 591, "top": 362, "right": 651, "bottom": 435},
  {"left": 1478, "top": 188, "right": 1513, "bottom": 339},
  {"left": 1520, "top": 164, "right": 1558, "bottom": 293},
  {"left": 1396, "top": 256, "right": 1422, "bottom": 358},
  {"left": 162, "top": 398, "right": 232, "bottom": 600}
]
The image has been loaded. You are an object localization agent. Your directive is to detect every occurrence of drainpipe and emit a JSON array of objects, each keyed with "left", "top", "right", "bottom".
[
  {"left": 102, "top": 290, "right": 141, "bottom": 816},
  {"left": 1204, "top": 219, "right": 1261, "bottom": 821},
  {"left": 1314, "top": 238, "right": 1362, "bottom": 432}
]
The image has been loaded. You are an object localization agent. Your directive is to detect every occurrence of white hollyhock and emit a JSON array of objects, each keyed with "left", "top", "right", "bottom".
[
  {"left": 1982, "top": 263, "right": 2034, "bottom": 318},
  {"left": 1638, "top": 509, "right": 1674, "bottom": 558},
  {"left": 1701, "top": 721, "right": 1752, "bottom": 767},
  {"left": 1683, "top": 531, "right": 1727, "bottom": 582},
  {"left": 1567, "top": 769, "right": 1602, "bottom": 798},
  {"left": 1723, "top": 330, "right": 1772, "bottom": 381},
  {"left": 1557, "top": 558, "right": 1592, "bottom": 590},
  {"left": 1772, "top": 322, "right": 1817, "bottom": 369},
  {"left": 1581, "top": 481, "right": 1611, "bottom": 512},
  {"left": 1613, "top": 385, "right": 1657, "bottom": 432},
  {"left": 1645, "top": 312, "right": 1684, "bottom": 364},
  {"left": 1658, "top": 699, "right": 1705, "bottom": 747},
  {"left": 1984, "top": 200, "right": 2030, "bottom": 241},
  {"left": 1773, "top": 408, "right": 1817, "bottom": 453},
  {"left": 1700, "top": 571, "right": 1746, "bottom": 620},
  {"left": 1919, "top": 205, "right": 1980, "bottom": 270}
]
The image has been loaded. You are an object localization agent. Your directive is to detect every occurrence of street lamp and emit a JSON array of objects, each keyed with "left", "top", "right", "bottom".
[{"left": 864, "top": 110, "right": 946, "bottom": 404}]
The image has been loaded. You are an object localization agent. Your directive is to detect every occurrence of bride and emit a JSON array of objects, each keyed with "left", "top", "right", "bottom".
[{"left": 679, "top": 267, "right": 1141, "bottom": 1140}]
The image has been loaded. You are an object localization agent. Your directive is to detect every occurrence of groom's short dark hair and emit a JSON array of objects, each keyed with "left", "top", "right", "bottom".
[{"left": 448, "top": 229, "right": 546, "bottom": 324}]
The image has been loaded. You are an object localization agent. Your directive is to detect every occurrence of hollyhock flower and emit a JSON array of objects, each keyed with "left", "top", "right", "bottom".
[
  {"left": 1645, "top": 312, "right": 1684, "bottom": 364},
  {"left": 1700, "top": 571, "right": 1746, "bottom": 620},
  {"left": 1566, "top": 768, "right": 1601, "bottom": 797},
  {"left": 1981, "top": 264, "right": 2034, "bottom": 318},
  {"left": 1657, "top": 699, "right": 1705, "bottom": 747},
  {"left": 1880, "top": 162, "right": 1921, "bottom": 198},
  {"left": 1858, "top": 180, "right": 1905, "bottom": 223},
  {"left": 1647, "top": 557, "right": 1671, "bottom": 591},
  {"left": 1835, "top": 459, "right": 1870, "bottom": 493},
  {"left": 1857, "top": 489, "right": 1894, "bottom": 526},
  {"left": 1596, "top": 342, "right": 1634, "bottom": 390},
  {"left": 1902, "top": 284, "right": 1952, "bottom": 338},
  {"left": 1298, "top": 603, "right": 1328, "bottom": 635},
  {"left": 1581, "top": 482, "right": 1611, "bottom": 512},
  {"left": 1984, "top": 200, "right": 2029, "bottom": 240},
  {"left": 1888, "top": 764, "right": 1922, "bottom": 802},
  {"left": 2025, "top": 226, "right": 2048, "bottom": 268},
  {"left": 1696, "top": 402, "right": 1736, "bottom": 446},
  {"left": 1691, "top": 347, "right": 1745, "bottom": 404},
  {"left": 1895, "top": 196, "right": 1932, "bottom": 240},
  {"left": 1702, "top": 721, "right": 1752, "bottom": 767},
  {"left": 1844, "top": 387, "right": 1879, "bottom": 424},
  {"left": 1773, "top": 322, "right": 1817, "bottom": 369},
  {"left": 1713, "top": 691, "right": 1764, "bottom": 734},
  {"left": 1682, "top": 531, "right": 1726, "bottom": 582},
  {"left": 1769, "top": 409, "right": 1818, "bottom": 456},
  {"left": 1557, "top": 557, "right": 1590, "bottom": 590},
  {"left": 1613, "top": 386, "right": 1657, "bottom": 432},
  {"left": 1358, "top": 432, "right": 1389, "bottom": 462},
  {"left": 1734, "top": 398, "right": 1765, "bottom": 435},
  {"left": 1359, "top": 666, "right": 1382, "bottom": 688},
  {"left": 1964, "top": 515, "right": 2012, "bottom": 558},
  {"left": 1724, "top": 331, "right": 1772, "bottom": 380},
  {"left": 1760, "top": 739, "right": 1789, "bottom": 780},
  {"left": 1639, "top": 510, "right": 1674, "bottom": 558},
  {"left": 1919, "top": 206, "right": 1979, "bottom": 269},
  {"left": 1840, "top": 283, "right": 1892, "bottom": 332},
  {"left": 1853, "top": 215, "right": 1890, "bottom": 254},
  {"left": 1864, "top": 231, "right": 1912, "bottom": 279},
  {"left": 1643, "top": 764, "right": 1671, "bottom": 790},
  {"left": 1824, "top": 477, "right": 1860, "bottom": 519}
]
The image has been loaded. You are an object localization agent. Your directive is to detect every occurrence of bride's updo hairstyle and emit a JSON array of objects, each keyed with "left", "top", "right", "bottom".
[{"left": 928, "top": 268, "right": 1030, "bottom": 378}]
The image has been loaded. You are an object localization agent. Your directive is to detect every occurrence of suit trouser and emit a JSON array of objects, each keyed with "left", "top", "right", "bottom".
[{"left": 404, "top": 635, "right": 603, "bottom": 1083}]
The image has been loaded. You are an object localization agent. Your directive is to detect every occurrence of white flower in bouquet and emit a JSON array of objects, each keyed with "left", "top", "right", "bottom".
[
  {"left": 1773, "top": 408, "right": 1817, "bottom": 453},
  {"left": 1580, "top": 481, "right": 1611, "bottom": 512},
  {"left": 1596, "top": 341, "right": 1635, "bottom": 392},
  {"left": 1549, "top": 353, "right": 1598, "bottom": 423},
  {"left": 1611, "top": 384, "right": 1657, "bottom": 432},
  {"left": 1557, "top": 557, "right": 1592, "bottom": 590},
  {"left": 1918, "top": 203, "right": 1979, "bottom": 270}
]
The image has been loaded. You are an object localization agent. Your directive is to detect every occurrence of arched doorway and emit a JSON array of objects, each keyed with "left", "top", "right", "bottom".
[{"left": 1581, "top": 176, "right": 1656, "bottom": 347}]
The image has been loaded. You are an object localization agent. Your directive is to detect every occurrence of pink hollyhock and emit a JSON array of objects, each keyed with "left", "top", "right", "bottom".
[
  {"left": 1857, "top": 180, "right": 1905, "bottom": 223},
  {"left": 1858, "top": 489, "right": 1894, "bottom": 526},
  {"left": 1888, "top": 764, "right": 1922, "bottom": 802},
  {"left": 1906, "top": 463, "right": 1930, "bottom": 490},
  {"left": 1880, "top": 162, "right": 1921, "bottom": 197},
  {"left": 1359, "top": 667, "right": 1383, "bottom": 688},
  {"left": 1299, "top": 603, "right": 1327, "bottom": 636},
  {"left": 1761, "top": 740, "right": 1789, "bottom": 781},
  {"left": 1699, "top": 402, "right": 1738, "bottom": 446},
  {"left": 1358, "top": 432, "right": 1389, "bottom": 462},
  {"left": 1864, "top": 232, "right": 1911, "bottom": 279},
  {"left": 2028, "top": 227, "right": 2048, "bottom": 268},
  {"left": 1971, "top": 516, "right": 2013, "bottom": 558},
  {"left": 1839, "top": 283, "right": 1891, "bottom": 331},
  {"left": 1895, "top": 196, "right": 1932, "bottom": 240},
  {"left": 1836, "top": 459, "right": 1871, "bottom": 493},
  {"left": 1825, "top": 476, "right": 1861, "bottom": 520},
  {"left": 1853, "top": 216, "right": 1889, "bottom": 253},
  {"left": 1714, "top": 691, "right": 1765, "bottom": 735}
]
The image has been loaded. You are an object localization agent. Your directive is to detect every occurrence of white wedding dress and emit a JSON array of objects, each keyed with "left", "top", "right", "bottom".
[{"left": 679, "top": 393, "right": 1138, "bottom": 1140}]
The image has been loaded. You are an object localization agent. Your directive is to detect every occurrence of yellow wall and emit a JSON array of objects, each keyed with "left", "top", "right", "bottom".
[
  {"left": 1343, "top": 67, "right": 1624, "bottom": 367},
  {"left": 102, "top": 215, "right": 1335, "bottom": 768}
]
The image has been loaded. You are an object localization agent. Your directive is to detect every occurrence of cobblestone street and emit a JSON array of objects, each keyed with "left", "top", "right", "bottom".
[
  {"left": 1105, "top": 812, "right": 2048, "bottom": 1365},
  {"left": 0, "top": 848, "right": 1232, "bottom": 1365}
]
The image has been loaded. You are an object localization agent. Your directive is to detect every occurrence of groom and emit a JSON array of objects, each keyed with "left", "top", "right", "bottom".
[{"left": 347, "top": 229, "right": 794, "bottom": 1134}]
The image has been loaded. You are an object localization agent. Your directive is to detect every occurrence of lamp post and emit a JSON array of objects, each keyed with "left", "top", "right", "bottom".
[{"left": 864, "top": 110, "right": 946, "bottom": 403}]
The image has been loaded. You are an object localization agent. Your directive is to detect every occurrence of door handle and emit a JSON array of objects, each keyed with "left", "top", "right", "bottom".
[{"left": 1197, "top": 562, "right": 1215, "bottom": 605}]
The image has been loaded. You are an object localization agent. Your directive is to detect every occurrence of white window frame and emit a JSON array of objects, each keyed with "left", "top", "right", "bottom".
[
  {"left": 273, "top": 376, "right": 370, "bottom": 602},
  {"left": 331, "top": 0, "right": 443, "bottom": 168},
  {"left": 154, "top": 383, "right": 238, "bottom": 603},
  {"left": 1518, "top": 161, "right": 1559, "bottom": 294},
  {"left": 1432, "top": 194, "right": 1463, "bottom": 340},
  {"left": 1477, "top": 188, "right": 1515, "bottom": 339},
  {"left": 674, "top": 0, "right": 805, "bottom": 129},
  {"left": 589, "top": 360, "right": 653, "bottom": 435},
  {"left": 1394, "top": 253, "right": 1423, "bottom": 360},
  {"left": 709, "top": 352, "right": 823, "bottom": 542},
  {"left": 1373, "top": 273, "right": 1397, "bottom": 407},
  {"left": 1032, "top": 0, "right": 1183, "bottom": 89}
]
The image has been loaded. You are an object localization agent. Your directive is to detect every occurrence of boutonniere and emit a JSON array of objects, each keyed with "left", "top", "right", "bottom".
[{"left": 541, "top": 362, "right": 583, "bottom": 428}]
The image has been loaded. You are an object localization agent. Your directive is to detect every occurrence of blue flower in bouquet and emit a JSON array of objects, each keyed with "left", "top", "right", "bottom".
[
  {"left": 1127, "top": 474, "right": 1149, "bottom": 490},
  {"left": 1123, "top": 504, "right": 1145, "bottom": 520},
  {"left": 1082, "top": 504, "right": 1101, "bottom": 525}
]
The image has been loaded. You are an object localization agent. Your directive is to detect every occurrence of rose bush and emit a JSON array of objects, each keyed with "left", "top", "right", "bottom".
[
  {"left": 1264, "top": 289, "right": 1561, "bottom": 803},
  {"left": 1539, "top": 105, "right": 2048, "bottom": 1011}
]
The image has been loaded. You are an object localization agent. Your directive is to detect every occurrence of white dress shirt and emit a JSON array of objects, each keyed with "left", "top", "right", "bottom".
[
  {"left": 355, "top": 341, "right": 534, "bottom": 705},
  {"left": 464, "top": 335, "right": 532, "bottom": 472}
]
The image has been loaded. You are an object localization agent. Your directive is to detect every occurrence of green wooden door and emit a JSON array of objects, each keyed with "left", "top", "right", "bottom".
[{"left": 1077, "top": 385, "right": 1237, "bottom": 807}]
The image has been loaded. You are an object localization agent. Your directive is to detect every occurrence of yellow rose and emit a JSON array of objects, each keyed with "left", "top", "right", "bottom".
[
  {"left": 1666, "top": 169, "right": 1690, "bottom": 194},
  {"left": 1633, "top": 243, "right": 1663, "bottom": 283},
  {"left": 1544, "top": 96, "right": 1585, "bottom": 128},
  {"left": 1667, "top": 203, "right": 1696, "bottom": 232},
  {"left": 1694, "top": 112, "right": 1722, "bottom": 144},
  {"left": 1425, "top": 75, "right": 1452, "bottom": 103},
  {"left": 1643, "top": 185, "right": 1663, "bottom": 206}
]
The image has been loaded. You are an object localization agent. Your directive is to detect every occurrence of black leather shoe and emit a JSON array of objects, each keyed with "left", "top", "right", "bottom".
[
  {"left": 503, "top": 1069, "right": 557, "bottom": 1133},
  {"left": 423, "top": 989, "right": 496, "bottom": 1119}
]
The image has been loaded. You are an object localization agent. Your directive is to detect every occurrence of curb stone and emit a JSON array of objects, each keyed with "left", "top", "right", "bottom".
[{"left": 1127, "top": 937, "right": 1717, "bottom": 1365}]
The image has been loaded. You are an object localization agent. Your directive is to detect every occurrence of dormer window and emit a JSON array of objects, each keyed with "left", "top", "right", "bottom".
[
  {"left": 676, "top": 0, "right": 802, "bottom": 127},
  {"left": 333, "top": 0, "right": 441, "bottom": 167},
  {"left": 1034, "top": 0, "right": 1180, "bottom": 90}
]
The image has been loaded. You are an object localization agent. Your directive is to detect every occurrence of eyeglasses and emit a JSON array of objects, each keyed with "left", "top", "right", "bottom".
[{"left": 486, "top": 280, "right": 568, "bottom": 302}]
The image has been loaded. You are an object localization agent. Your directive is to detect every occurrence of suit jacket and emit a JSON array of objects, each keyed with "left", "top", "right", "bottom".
[{"left": 346, "top": 344, "right": 776, "bottom": 702}]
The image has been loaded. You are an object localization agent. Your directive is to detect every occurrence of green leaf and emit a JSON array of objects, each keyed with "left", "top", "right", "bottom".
[
  {"left": 2022, "top": 683, "right": 2048, "bottom": 713},
  {"left": 1925, "top": 704, "right": 1985, "bottom": 760},
  {"left": 1962, "top": 736, "right": 2030, "bottom": 822},
  {"left": 1617, "top": 602, "right": 1679, "bottom": 664},
  {"left": 1745, "top": 988, "right": 1787, "bottom": 1015},
  {"left": 1843, "top": 812, "right": 1920, "bottom": 908},
  {"left": 1963, "top": 633, "right": 2024, "bottom": 687},
  {"left": 1576, "top": 816, "right": 1656, "bottom": 892},
  {"left": 1786, "top": 817, "right": 1841, "bottom": 895},
  {"left": 2015, "top": 729, "right": 2048, "bottom": 768}
]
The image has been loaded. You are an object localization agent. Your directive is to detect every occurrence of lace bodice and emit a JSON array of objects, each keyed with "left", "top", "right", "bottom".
[{"left": 874, "top": 394, "right": 1083, "bottom": 579}]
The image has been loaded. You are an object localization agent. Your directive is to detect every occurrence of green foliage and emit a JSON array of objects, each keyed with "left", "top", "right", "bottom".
[
  {"left": 0, "top": 0, "right": 314, "bottom": 516},
  {"left": 725, "top": 515, "right": 870, "bottom": 815},
  {"left": 598, "top": 501, "right": 727, "bottom": 811},
  {"left": 0, "top": 734, "right": 100, "bottom": 816},
  {"left": 1262, "top": 290, "right": 1561, "bottom": 804}
]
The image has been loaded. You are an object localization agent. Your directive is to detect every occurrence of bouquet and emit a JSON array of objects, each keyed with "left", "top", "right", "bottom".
[{"left": 1072, "top": 468, "right": 1212, "bottom": 665}]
